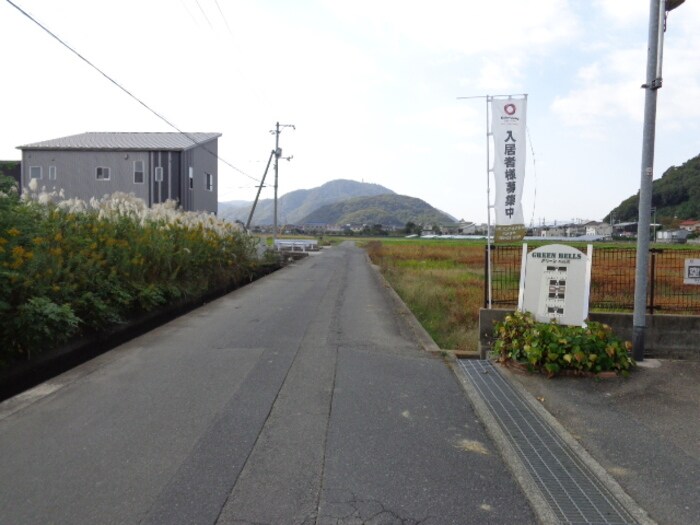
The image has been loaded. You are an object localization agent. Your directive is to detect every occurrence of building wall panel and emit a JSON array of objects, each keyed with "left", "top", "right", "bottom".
[{"left": 21, "top": 150, "right": 150, "bottom": 203}]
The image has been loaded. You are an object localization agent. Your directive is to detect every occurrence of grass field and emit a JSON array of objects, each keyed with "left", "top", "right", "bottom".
[
  {"left": 363, "top": 238, "right": 700, "bottom": 352},
  {"left": 364, "top": 239, "right": 485, "bottom": 352}
]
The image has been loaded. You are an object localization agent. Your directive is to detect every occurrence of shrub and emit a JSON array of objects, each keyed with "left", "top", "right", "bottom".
[
  {"left": 492, "top": 310, "right": 635, "bottom": 377},
  {"left": 5, "top": 296, "right": 80, "bottom": 361},
  {"left": 0, "top": 185, "right": 260, "bottom": 364}
]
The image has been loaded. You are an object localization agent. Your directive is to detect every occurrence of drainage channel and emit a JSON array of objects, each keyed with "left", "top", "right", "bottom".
[{"left": 458, "top": 360, "right": 639, "bottom": 525}]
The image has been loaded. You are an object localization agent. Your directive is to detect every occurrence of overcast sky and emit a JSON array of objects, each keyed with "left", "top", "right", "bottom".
[{"left": 2, "top": 0, "right": 699, "bottom": 224}]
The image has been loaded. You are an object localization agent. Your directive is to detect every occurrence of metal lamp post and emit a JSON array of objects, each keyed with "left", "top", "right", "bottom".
[{"left": 632, "top": 0, "right": 684, "bottom": 362}]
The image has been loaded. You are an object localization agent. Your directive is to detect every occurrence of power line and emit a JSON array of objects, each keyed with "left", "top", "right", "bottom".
[
  {"left": 193, "top": 0, "right": 213, "bottom": 29},
  {"left": 5, "top": 0, "right": 260, "bottom": 184},
  {"left": 213, "top": 0, "right": 233, "bottom": 35},
  {"left": 178, "top": 0, "right": 199, "bottom": 26}
]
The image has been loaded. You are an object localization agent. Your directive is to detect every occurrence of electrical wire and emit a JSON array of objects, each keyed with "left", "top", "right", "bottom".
[
  {"left": 178, "top": 0, "right": 199, "bottom": 26},
  {"left": 213, "top": 0, "right": 233, "bottom": 35},
  {"left": 5, "top": 0, "right": 260, "bottom": 184},
  {"left": 193, "top": 0, "right": 213, "bottom": 29}
]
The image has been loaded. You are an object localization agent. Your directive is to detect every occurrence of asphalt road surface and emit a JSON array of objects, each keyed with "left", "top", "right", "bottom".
[{"left": 0, "top": 242, "right": 535, "bottom": 524}]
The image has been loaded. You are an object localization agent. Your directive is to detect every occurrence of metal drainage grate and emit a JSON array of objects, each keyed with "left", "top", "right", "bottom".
[{"left": 459, "top": 360, "right": 638, "bottom": 525}]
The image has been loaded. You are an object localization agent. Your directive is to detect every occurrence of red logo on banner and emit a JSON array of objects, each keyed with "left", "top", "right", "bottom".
[{"left": 504, "top": 103, "right": 516, "bottom": 116}]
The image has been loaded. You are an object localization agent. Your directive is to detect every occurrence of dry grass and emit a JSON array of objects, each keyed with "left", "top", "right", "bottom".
[
  {"left": 365, "top": 240, "right": 700, "bottom": 351},
  {"left": 366, "top": 240, "right": 485, "bottom": 351}
]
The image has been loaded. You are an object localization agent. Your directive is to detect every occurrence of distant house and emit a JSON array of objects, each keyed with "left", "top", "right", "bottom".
[
  {"left": 657, "top": 229, "right": 690, "bottom": 243},
  {"left": 18, "top": 132, "right": 221, "bottom": 214},
  {"left": 302, "top": 222, "right": 329, "bottom": 233},
  {"left": 584, "top": 221, "right": 613, "bottom": 238},
  {"left": 541, "top": 226, "right": 567, "bottom": 237},
  {"left": 457, "top": 221, "right": 477, "bottom": 235},
  {"left": 565, "top": 223, "right": 587, "bottom": 237},
  {"left": 679, "top": 220, "right": 700, "bottom": 233}
]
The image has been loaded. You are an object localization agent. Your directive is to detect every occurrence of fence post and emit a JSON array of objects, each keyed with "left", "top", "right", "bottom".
[
  {"left": 649, "top": 249, "right": 657, "bottom": 315},
  {"left": 484, "top": 244, "right": 489, "bottom": 308}
]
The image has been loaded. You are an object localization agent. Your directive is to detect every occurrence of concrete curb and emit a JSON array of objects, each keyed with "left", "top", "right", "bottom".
[{"left": 449, "top": 359, "right": 559, "bottom": 525}]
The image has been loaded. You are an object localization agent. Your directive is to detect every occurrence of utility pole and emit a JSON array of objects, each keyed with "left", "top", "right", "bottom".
[
  {"left": 633, "top": 0, "right": 684, "bottom": 361},
  {"left": 245, "top": 149, "right": 275, "bottom": 230},
  {"left": 271, "top": 122, "right": 295, "bottom": 240}
]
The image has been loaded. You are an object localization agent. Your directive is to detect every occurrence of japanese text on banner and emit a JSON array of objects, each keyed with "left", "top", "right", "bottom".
[{"left": 491, "top": 97, "right": 527, "bottom": 242}]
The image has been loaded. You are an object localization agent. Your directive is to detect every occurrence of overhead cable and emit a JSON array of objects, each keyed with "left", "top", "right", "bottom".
[{"left": 5, "top": 0, "right": 260, "bottom": 183}]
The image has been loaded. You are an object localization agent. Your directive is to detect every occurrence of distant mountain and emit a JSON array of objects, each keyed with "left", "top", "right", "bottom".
[
  {"left": 606, "top": 153, "right": 700, "bottom": 223},
  {"left": 299, "top": 194, "right": 456, "bottom": 227},
  {"left": 219, "top": 179, "right": 394, "bottom": 225}
]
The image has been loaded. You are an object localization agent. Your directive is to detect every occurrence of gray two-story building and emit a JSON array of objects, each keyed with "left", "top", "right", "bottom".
[{"left": 18, "top": 132, "right": 221, "bottom": 214}]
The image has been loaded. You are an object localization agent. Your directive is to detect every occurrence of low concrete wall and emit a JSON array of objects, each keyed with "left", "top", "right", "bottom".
[{"left": 480, "top": 308, "right": 700, "bottom": 360}]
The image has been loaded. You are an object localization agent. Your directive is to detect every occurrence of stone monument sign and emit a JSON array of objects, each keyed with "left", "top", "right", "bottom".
[{"left": 518, "top": 244, "right": 592, "bottom": 326}]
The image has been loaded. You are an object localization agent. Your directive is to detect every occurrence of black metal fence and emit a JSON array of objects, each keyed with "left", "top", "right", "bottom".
[{"left": 485, "top": 245, "right": 700, "bottom": 314}]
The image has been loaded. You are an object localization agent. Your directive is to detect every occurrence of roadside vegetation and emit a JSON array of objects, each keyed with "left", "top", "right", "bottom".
[
  {"left": 365, "top": 239, "right": 484, "bottom": 351},
  {"left": 0, "top": 175, "right": 259, "bottom": 364},
  {"left": 364, "top": 239, "right": 690, "bottom": 366},
  {"left": 492, "top": 311, "right": 635, "bottom": 377}
]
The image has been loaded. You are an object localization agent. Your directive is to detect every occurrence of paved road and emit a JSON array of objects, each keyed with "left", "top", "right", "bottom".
[{"left": 0, "top": 242, "right": 535, "bottom": 524}]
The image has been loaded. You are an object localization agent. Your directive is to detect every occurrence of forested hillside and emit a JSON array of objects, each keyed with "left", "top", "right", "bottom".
[
  {"left": 219, "top": 179, "right": 393, "bottom": 225},
  {"left": 299, "top": 194, "right": 455, "bottom": 227},
  {"left": 606, "top": 153, "right": 700, "bottom": 223}
]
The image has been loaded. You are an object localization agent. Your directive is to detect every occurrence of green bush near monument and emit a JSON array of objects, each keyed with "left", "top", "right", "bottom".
[{"left": 492, "top": 310, "right": 635, "bottom": 377}]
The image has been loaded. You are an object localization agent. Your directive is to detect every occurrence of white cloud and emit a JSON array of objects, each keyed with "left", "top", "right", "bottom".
[
  {"left": 552, "top": 1, "right": 700, "bottom": 133},
  {"left": 474, "top": 56, "right": 526, "bottom": 92},
  {"left": 323, "top": 0, "right": 579, "bottom": 55},
  {"left": 323, "top": 0, "right": 580, "bottom": 95},
  {"left": 397, "top": 105, "right": 481, "bottom": 137},
  {"left": 551, "top": 51, "right": 645, "bottom": 134}
]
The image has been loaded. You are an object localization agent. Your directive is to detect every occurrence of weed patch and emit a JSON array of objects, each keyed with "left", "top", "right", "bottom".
[{"left": 366, "top": 240, "right": 484, "bottom": 351}]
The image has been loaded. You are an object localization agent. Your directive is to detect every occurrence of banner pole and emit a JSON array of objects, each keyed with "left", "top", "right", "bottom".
[{"left": 486, "top": 95, "right": 493, "bottom": 309}]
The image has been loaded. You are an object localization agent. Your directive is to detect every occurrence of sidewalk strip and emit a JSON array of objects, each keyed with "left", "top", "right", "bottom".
[{"left": 458, "top": 360, "right": 638, "bottom": 525}]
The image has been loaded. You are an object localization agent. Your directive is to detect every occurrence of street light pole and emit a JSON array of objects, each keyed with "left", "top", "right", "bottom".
[{"left": 632, "top": 0, "right": 683, "bottom": 362}]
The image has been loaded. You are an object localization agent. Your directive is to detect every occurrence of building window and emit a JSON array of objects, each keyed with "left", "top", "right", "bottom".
[
  {"left": 205, "top": 172, "right": 213, "bottom": 191},
  {"left": 188, "top": 167, "right": 194, "bottom": 189},
  {"left": 134, "top": 160, "right": 144, "bottom": 184},
  {"left": 30, "top": 166, "right": 42, "bottom": 179},
  {"left": 48, "top": 166, "right": 57, "bottom": 181},
  {"left": 96, "top": 167, "right": 111, "bottom": 180},
  {"left": 155, "top": 166, "right": 163, "bottom": 182}
]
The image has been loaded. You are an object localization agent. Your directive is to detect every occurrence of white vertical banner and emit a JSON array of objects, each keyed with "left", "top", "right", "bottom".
[{"left": 491, "top": 96, "right": 527, "bottom": 242}]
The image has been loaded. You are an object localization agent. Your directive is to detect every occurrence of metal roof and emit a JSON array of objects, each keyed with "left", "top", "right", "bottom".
[{"left": 18, "top": 132, "right": 222, "bottom": 151}]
